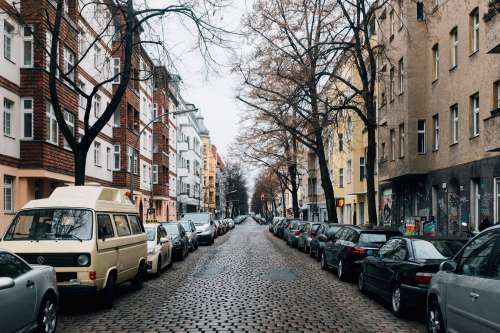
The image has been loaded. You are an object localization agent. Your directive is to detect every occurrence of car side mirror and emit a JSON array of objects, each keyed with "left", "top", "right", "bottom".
[
  {"left": 160, "top": 237, "right": 168, "bottom": 244},
  {"left": 440, "top": 260, "right": 457, "bottom": 272},
  {"left": 0, "top": 277, "right": 15, "bottom": 290}
]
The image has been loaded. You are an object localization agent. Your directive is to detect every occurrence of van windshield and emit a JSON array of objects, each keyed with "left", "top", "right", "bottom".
[{"left": 4, "top": 209, "right": 93, "bottom": 241}]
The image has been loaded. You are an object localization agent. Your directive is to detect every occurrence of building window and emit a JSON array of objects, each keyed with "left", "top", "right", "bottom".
[
  {"left": 127, "top": 147, "right": 138, "bottom": 174},
  {"left": 398, "top": 57, "right": 404, "bottom": 94},
  {"left": 432, "top": 114, "right": 440, "bottom": 150},
  {"left": 106, "top": 147, "right": 111, "bottom": 171},
  {"left": 113, "top": 108, "right": 120, "bottom": 127},
  {"left": 79, "top": 29, "right": 86, "bottom": 56},
  {"left": 46, "top": 102, "right": 58, "bottom": 144},
  {"left": 432, "top": 44, "right": 439, "bottom": 81},
  {"left": 94, "top": 45, "right": 101, "bottom": 69},
  {"left": 338, "top": 133, "right": 343, "bottom": 151},
  {"left": 390, "top": 10, "right": 395, "bottom": 38},
  {"left": 21, "top": 98, "right": 33, "bottom": 139},
  {"left": 94, "top": 141, "right": 101, "bottom": 166},
  {"left": 153, "top": 103, "right": 158, "bottom": 119},
  {"left": 3, "top": 176, "right": 13, "bottom": 212},
  {"left": 389, "top": 66, "right": 395, "bottom": 101},
  {"left": 471, "top": 93, "right": 480, "bottom": 137},
  {"left": 359, "top": 157, "right": 365, "bottom": 181},
  {"left": 399, "top": 123, "right": 405, "bottom": 158},
  {"left": 417, "top": 120, "right": 426, "bottom": 154},
  {"left": 112, "top": 57, "right": 120, "bottom": 83},
  {"left": 470, "top": 8, "right": 479, "bottom": 54},
  {"left": 495, "top": 178, "right": 500, "bottom": 224},
  {"left": 152, "top": 164, "right": 158, "bottom": 184},
  {"left": 113, "top": 145, "right": 120, "bottom": 170},
  {"left": 346, "top": 160, "right": 352, "bottom": 184},
  {"left": 450, "top": 28, "right": 458, "bottom": 68},
  {"left": 495, "top": 81, "right": 500, "bottom": 109},
  {"left": 94, "top": 94, "right": 101, "bottom": 117},
  {"left": 23, "top": 25, "right": 33, "bottom": 67},
  {"left": 79, "top": 81, "right": 86, "bottom": 109},
  {"left": 63, "top": 111, "right": 75, "bottom": 149},
  {"left": 4, "top": 21, "right": 13, "bottom": 61},
  {"left": 390, "top": 129, "right": 396, "bottom": 161},
  {"left": 3, "top": 98, "right": 13, "bottom": 137},
  {"left": 63, "top": 46, "right": 75, "bottom": 81},
  {"left": 450, "top": 104, "right": 459, "bottom": 144},
  {"left": 45, "top": 30, "right": 58, "bottom": 73},
  {"left": 381, "top": 142, "right": 386, "bottom": 161}
]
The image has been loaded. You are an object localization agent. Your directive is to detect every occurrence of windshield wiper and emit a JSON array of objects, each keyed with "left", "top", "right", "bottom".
[{"left": 55, "top": 234, "right": 83, "bottom": 242}]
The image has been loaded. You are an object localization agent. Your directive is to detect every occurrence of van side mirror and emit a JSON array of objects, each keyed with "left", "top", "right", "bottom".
[
  {"left": 440, "top": 260, "right": 457, "bottom": 272},
  {"left": 0, "top": 277, "right": 15, "bottom": 291}
]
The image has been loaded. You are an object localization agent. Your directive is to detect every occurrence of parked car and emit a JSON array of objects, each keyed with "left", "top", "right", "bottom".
[
  {"left": 297, "top": 222, "right": 321, "bottom": 253},
  {"left": 0, "top": 249, "right": 59, "bottom": 333},
  {"left": 358, "top": 237, "right": 466, "bottom": 316},
  {"left": 427, "top": 226, "right": 500, "bottom": 333},
  {"left": 284, "top": 220, "right": 305, "bottom": 247},
  {"left": 161, "top": 222, "right": 190, "bottom": 261},
  {"left": 270, "top": 217, "right": 283, "bottom": 234},
  {"left": 310, "top": 223, "right": 345, "bottom": 260},
  {"left": 181, "top": 213, "right": 216, "bottom": 245},
  {"left": 145, "top": 223, "right": 172, "bottom": 277},
  {"left": 226, "top": 218, "right": 235, "bottom": 229},
  {"left": 277, "top": 219, "right": 291, "bottom": 239},
  {"left": 180, "top": 220, "right": 199, "bottom": 251},
  {"left": 321, "top": 226, "right": 402, "bottom": 281},
  {"left": 234, "top": 215, "right": 246, "bottom": 224},
  {"left": 1, "top": 186, "right": 147, "bottom": 308}
]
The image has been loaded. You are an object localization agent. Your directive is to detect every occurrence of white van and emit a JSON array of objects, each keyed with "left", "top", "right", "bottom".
[{"left": 1, "top": 186, "right": 147, "bottom": 307}]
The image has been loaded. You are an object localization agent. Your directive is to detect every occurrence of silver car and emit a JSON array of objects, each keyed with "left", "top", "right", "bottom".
[
  {"left": 0, "top": 249, "right": 58, "bottom": 333},
  {"left": 427, "top": 225, "right": 500, "bottom": 333}
]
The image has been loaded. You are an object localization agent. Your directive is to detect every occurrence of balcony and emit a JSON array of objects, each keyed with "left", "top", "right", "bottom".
[
  {"left": 177, "top": 141, "right": 188, "bottom": 152},
  {"left": 485, "top": 110, "right": 500, "bottom": 152},
  {"left": 177, "top": 167, "right": 189, "bottom": 178}
]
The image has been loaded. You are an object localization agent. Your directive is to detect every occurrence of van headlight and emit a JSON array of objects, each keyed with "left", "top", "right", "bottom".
[{"left": 77, "top": 254, "right": 90, "bottom": 266}]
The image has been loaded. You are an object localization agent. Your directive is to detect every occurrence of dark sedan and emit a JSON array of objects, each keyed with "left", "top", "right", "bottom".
[
  {"left": 180, "top": 220, "right": 199, "bottom": 251},
  {"left": 321, "top": 226, "right": 402, "bottom": 281},
  {"left": 284, "top": 220, "right": 305, "bottom": 248},
  {"left": 297, "top": 222, "right": 321, "bottom": 253},
  {"left": 276, "top": 219, "right": 291, "bottom": 239},
  {"left": 309, "top": 223, "right": 346, "bottom": 260},
  {"left": 161, "top": 222, "right": 190, "bottom": 261},
  {"left": 358, "top": 237, "right": 467, "bottom": 316}
]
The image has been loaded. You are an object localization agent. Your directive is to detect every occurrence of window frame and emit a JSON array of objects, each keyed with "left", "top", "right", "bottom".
[
  {"left": 432, "top": 114, "right": 440, "bottom": 151},
  {"left": 3, "top": 20, "right": 13, "bottom": 61},
  {"left": 471, "top": 93, "right": 480, "bottom": 137},
  {"left": 359, "top": 157, "right": 366, "bottom": 181},
  {"left": 450, "top": 27, "right": 458, "bottom": 69},
  {"left": 152, "top": 164, "right": 158, "bottom": 184},
  {"left": 21, "top": 97, "right": 33, "bottom": 139},
  {"left": 432, "top": 44, "right": 439, "bottom": 81},
  {"left": 399, "top": 123, "right": 405, "bottom": 158},
  {"left": 93, "top": 94, "right": 101, "bottom": 117},
  {"left": 63, "top": 46, "right": 75, "bottom": 82},
  {"left": 94, "top": 141, "right": 102, "bottom": 167},
  {"left": 113, "top": 144, "right": 120, "bottom": 171},
  {"left": 3, "top": 175, "right": 13, "bottom": 213},
  {"left": 470, "top": 8, "right": 480, "bottom": 54},
  {"left": 3, "top": 98, "right": 13, "bottom": 137},
  {"left": 106, "top": 146, "right": 111, "bottom": 171},
  {"left": 390, "top": 129, "right": 396, "bottom": 161},
  {"left": 22, "top": 25, "right": 34, "bottom": 67},
  {"left": 63, "top": 110, "right": 75, "bottom": 149},
  {"left": 450, "top": 104, "right": 459, "bottom": 144},
  {"left": 398, "top": 57, "right": 405, "bottom": 94},
  {"left": 46, "top": 101, "right": 58, "bottom": 145},
  {"left": 417, "top": 119, "right": 426, "bottom": 154}
]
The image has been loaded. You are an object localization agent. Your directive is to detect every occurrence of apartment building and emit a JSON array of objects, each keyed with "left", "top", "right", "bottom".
[
  {"left": 0, "top": 0, "right": 175, "bottom": 231},
  {"left": 198, "top": 114, "right": 213, "bottom": 212},
  {"left": 215, "top": 152, "right": 226, "bottom": 218},
  {"left": 376, "top": 0, "right": 500, "bottom": 235}
]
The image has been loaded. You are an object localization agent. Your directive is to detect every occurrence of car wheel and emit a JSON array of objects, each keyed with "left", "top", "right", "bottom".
[
  {"left": 100, "top": 273, "right": 116, "bottom": 308},
  {"left": 358, "top": 272, "right": 367, "bottom": 294},
  {"left": 391, "top": 284, "right": 405, "bottom": 317},
  {"left": 155, "top": 256, "right": 162, "bottom": 278},
  {"left": 37, "top": 294, "right": 57, "bottom": 333},
  {"left": 337, "top": 259, "right": 347, "bottom": 281},
  {"left": 427, "top": 298, "right": 445, "bottom": 333},
  {"left": 131, "top": 262, "right": 145, "bottom": 290},
  {"left": 316, "top": 249, "right": 322, "bottom": 262},
  {"left": 320, "top": 252, "right": 328, "bottom": 271},
  {"left": 309, "top": 247, "right": 315, "bottom": 257}
]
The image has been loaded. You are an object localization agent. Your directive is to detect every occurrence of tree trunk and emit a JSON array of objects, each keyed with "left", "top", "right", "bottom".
[
  {"left": 74, "top": 147, "right": 88, "bottom": 186},
  {"left": 288, "top": 162, "right": 300, "bottom": 218},
  {"left": 315, "top": 132, "right": 338, "bottom": 223},
  {"left": 366, "top": 118, "right": 378, "bottom": 226},
  {"left": 281, "top": 190, "right": 286, "bottom": 217}
]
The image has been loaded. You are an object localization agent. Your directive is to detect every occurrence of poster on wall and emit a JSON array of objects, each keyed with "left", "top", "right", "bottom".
[
  {"left": 382, "top": 189, "right": 393, "bottom": 226},
  {"left": 423, "top": 216, "right": 437, "bottom": 237}
]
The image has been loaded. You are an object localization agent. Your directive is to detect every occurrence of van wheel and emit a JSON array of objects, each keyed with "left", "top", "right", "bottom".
[
  {"left": 101, "top": 274, "right": 116, "bottom": 309},
  {"left": 37, "top": 294, "right": 57, "bottom": 333},
  {"left": 155, "top": 256, "right": 162, "bottom": 278},
  {"left": 131, "top": 262, "right": 145, "bottom": 290}
]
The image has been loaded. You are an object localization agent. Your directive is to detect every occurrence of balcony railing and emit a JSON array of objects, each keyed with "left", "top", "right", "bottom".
[{"left": 485, "top": 110, "right": 500, "bottom": 152}]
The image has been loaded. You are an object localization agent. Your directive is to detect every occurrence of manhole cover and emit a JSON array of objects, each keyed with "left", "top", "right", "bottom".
[
  {"left": 264, "top": 269, "right": 298, "bottom": 281},
  {"left": 193, "top": 265, "right": 225, "bottom": 279}
]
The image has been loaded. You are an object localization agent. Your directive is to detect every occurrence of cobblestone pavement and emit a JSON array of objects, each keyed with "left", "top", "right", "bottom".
[{"left": 58, "top": 219, "right": 426, "bottom": 332}]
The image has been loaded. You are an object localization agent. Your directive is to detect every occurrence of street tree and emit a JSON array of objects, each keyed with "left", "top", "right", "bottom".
[
  {"left": 224, "top": 161, "right": 249, "bottom": 217},
  {"left": 10, "top": 0, "right": 228, "bottom": 185}
]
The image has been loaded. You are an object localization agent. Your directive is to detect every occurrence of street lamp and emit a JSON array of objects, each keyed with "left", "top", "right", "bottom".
[{"left": 128, "top": 108, "right": 198, "bottom": 213}]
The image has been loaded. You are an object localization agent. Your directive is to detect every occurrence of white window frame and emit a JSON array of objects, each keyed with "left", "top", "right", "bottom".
[
  {"left": 4, "top": 20, "right": 13, "bottom": 61},
  {"left": 417, "top": 120, "right": 426, "bottom": 154},
  {"left": 433, "top": 114, "right": 440, "bottom": 150},
  {"left": 113, "top": 107, "right": 120, "bottom": 127},
  {"left": 399, "top": 123, "right": 405, "bottom": 158},
  {"left": 451, "top": 28, "right": 458, "bottom": 68},
  {"left": 21, "top": 97, "right": 33, "bottom": 139},
  {"left": 46, "top": 102, "right": 58, "bottom": 145},
  {"left": 3, "top": 98, "right": 13, "bottom": 137},
  {"left": 94, "top": 94, "right": 101, "bottom": 117},
  {"left": 63, "top": 110, "right": 75, "bottom": 149},
  {"left": 451, "top": 104, "right": 459, "bottom": 144},
  {"left": 63, "top": 46, "right": 75, "bottom": 82},
  {"left": 390, "top": 10, "right": 395, "bottom": 37},
  {"left": 390, "top": 66, "right": 395, "bottom": 101},
  {"left": 22, "top": 25, "right": 34, "bottom": 67},
  {"left": 346, "top": 160, "right": 352, "bottom": 184},
  {"left": 94, "top": 141, "right": 101, "bottom": 166},
  {"left": 152, "top": 164, "right": 158, "bottom": 184},
  {"left": 399, "top": 58, "right": 405, "bottom": 94},
  {"left": 106, "top": 146, "right": 111, "bottom": 171},
  {"left": 496, "top": 81, "right": 500, "bottom": 109},
  {"left": 359, "top": 157, "right": 365, "bottom": 181},
  {"left": 3, "top": 175, "right": 13, "bottom": 213},
  {"left": 45, "top": 30, "right": 59, "bottom": 75},
  {"left": 471, "top": 9, "right": 479, "bottom": 53},
  {"left": 112, "top": 57, "right": 120, "bottom": 83},
  {"left": 94, "top": 45, "right": 101, "bottom": 70},
  {"left": 471, "top": 94, "right": 480, "bottom": 137},
  {"left": 495, "top": 178, "right": 500, "bottom": 224},
  {"left": 432, "top": 44, "right": 439, "bottom": 81},
  {"left": 339, "top": 168, "right": 344, "bottom": 188},
  {"left": 113, "top": 144, "right": 120, "bottom": 170},
  {"left": 79, "top": 29, "right": 86, "bottom": 57}
]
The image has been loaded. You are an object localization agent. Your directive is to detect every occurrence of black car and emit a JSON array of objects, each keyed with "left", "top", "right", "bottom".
[
  {"left": 321, "top": 226, "right": 402, "bottom": 281},
  {"left": 161, "top": 222, "right": 190, "bottom": 260},
  {"left": 358, "top": 237, "right": 467, "bottom": 316},
  {"left": 180, "top": 220, "right": 199, "bottom": 251},
  {"left": 276, "top": 219, "right": 291, "bottom": 239},
  {"left": 309, "top": 223, "right": 346, "bottom": 260}
]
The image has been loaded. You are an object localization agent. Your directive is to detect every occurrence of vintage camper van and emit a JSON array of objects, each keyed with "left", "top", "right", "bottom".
[{"left": 1, "top": 186, "right": 147, "bottom": 307}]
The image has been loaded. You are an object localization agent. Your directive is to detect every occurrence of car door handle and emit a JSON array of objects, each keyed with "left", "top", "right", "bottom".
[
  {"left": 26, "top": 280, "right": 35, "bottom": 288},
  {"left": 469, "top": 292, "right": 480, "bottom": 300}
]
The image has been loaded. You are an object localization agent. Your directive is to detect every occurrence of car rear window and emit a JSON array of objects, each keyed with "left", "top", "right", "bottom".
[
  {"left": 412, "top": 240, "right": 446, "bottom": 259},
  {"left": 429, "top": 239, "right": 467, "bottom": 258},
  {"left": 359, "top": 233, "right": 388, "bottom": 244}
]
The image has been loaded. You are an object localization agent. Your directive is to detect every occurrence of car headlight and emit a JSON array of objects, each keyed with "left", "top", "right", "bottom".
[{"left": 77, "top": 254, "right": 90, "bottom": 266}]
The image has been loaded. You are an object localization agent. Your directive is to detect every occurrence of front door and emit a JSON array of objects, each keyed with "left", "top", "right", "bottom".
[
  {"left": 447, "top": 230, "right": 499, "bottom": 333},
  {"left": 96, "top": 214, "right": 119, "bottom": 287}
]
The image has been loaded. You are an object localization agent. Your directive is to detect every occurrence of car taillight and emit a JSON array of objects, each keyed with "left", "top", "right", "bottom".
[
  {"left": 350, "top": 247, "right": 368, "bottom": 255},
  {"left": 294, "top": 230, "right": 301, "bottom": 236},
  {"left": 89, "top": 271, "right": 97, "bottom": 280},
  {"left": 415, "top": 272, "right": 433, "bottom": 284}
]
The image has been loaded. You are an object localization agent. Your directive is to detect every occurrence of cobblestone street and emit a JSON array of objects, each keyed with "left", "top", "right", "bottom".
[{"left": 58, "top": 219, "right": 426, "bottom": 332}]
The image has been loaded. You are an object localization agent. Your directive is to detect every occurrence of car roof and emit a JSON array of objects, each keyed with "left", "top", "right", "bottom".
[{"left": 340, "top": 225, "right": 401, "bottom": 233}]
